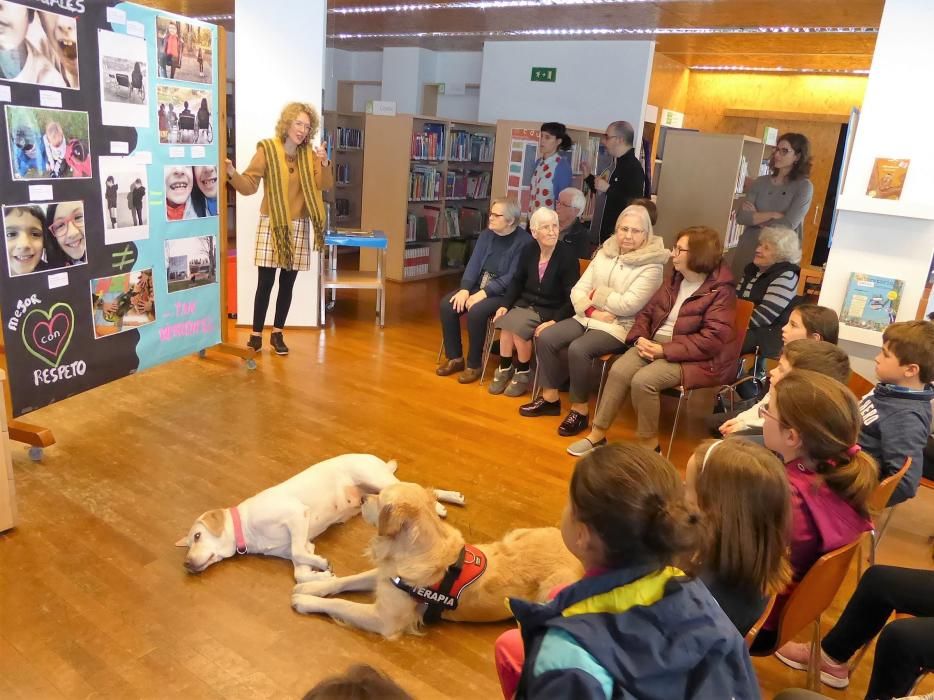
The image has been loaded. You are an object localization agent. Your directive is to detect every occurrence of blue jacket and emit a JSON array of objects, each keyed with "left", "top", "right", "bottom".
[
  {"left": 459, "top": 227, "right": 531, "bottom": 298},
  {"left": 858, "top": 382, "right": 934, "bottom": 505},
  {"left": 510, "top": 564, "right": 760, "bottom": 700}
]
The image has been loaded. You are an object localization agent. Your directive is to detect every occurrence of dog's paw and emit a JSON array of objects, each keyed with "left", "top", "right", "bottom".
[
  {"left": 434, "top": 502, "right": 449, "bottom": 519},
  {"left": 294, "top": 565, "right": 333, "bottom": 583},
  {"left": 291, "top": 593, "right": 327, "bottom": 614},
  {"left": 434, "top": 488, "right": 466, "bottom": 506},
  {"left": 293, "top": 573, "right": 337, "bottom": 597}
]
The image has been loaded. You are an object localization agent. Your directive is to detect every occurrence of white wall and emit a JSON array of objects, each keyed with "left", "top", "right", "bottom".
[
  {"left": 235, "top": 0, "right": 326, "bottom": 328},
  {"left": 436, "top": 52, "right": 483, "bottom": 121},
  {"left": 479, "top": 40, "right": 654, "bottom": 139},
  {"left": 819, "top": 0, "right": 934, "bottom": 347},
  {"left": 323, "top": 49, "right": 382, "bottom": 111},
  {"left": 381, "top": 47, "right": 423, "bottom": 114}
]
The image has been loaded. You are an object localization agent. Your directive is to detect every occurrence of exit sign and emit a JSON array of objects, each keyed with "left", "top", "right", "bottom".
[{"left": 531, "top": 67, "right": 557, "bottom": 82}]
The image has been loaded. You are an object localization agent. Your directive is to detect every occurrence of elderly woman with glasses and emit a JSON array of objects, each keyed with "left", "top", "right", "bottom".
[
  {"left": 736, "top": 225, "right": 802, "bottom": 359},
  {"left": 487, "top": 207, "right": 581, "bottom": 397},
  {"left": 732, "top": 132, "right": 813, "bottom": 277},
  {"left": 437, "top": 197, "right": 531, "bottom": 384},
  {"left": 520, "top": 204, "right": 669, "bottom": 436},
  {"left": 227, "top": 102, "right": 333, "bottom": 356},
  {"left": 567, "top": 226, "right": 738, "bottom": 456}
]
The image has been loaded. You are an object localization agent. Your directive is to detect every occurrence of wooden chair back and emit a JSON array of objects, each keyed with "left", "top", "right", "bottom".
[
  {"left": 732, "top": 299, "right": 756, "bottom": 354},
  {"left": 848, "top": 372, "right": 875, "bottom": 399},
  {"left": 579, "top": 258, "right": 590, "bottom": 276},
  {"left": 868, "top": 457, "right": 912, "bottom": 514},
  {"left": 768, "top": 537, "right": 863, "bottom": 652},
  {"left": 744, "top": 595, "right": 775, "bottom": 648}
]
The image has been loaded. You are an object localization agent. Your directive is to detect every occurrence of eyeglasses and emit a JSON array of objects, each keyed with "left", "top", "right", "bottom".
[
  {"left": 671, "top": 246, "right": 689, "bottom": 255},
  {"left": 758, "top": 404, "right": 785, "bottom": 426},
  {"left": 616, "top": 226, "right": 645, "bottom": 236},
  {"left": 291, "top": 121, "right": 312, "bottom": 133},
  {"left": 49, "top": 210, "right": 84, "bottom": 237},
  {"left": 488, "top": 212, "right": 505, "bottom": 219},
  {"left": 775, "top": 146, "right": 794, "bottom": 155}
]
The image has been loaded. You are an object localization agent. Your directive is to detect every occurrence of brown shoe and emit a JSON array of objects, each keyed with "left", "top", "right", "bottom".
[
  {"left": 457, "top": 367, "right": 482, "bottom": 384},
  {"left": 436, "top": 358, "right": 465, "bottom": 376}
]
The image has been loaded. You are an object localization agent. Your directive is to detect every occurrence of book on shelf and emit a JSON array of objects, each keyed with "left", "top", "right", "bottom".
[
  {"left": 423, "top": 205, "right": 442, "bottom": 239},
  {"left": 334, "top": 198, "right": 351, "bottom": 220},
  {"left": 444, "top": 207, "right": 460, "bottom": 238},
  {"left": 458, "top": 206, "right": 486, "bottom": 237},
  {"left": 725, "top": 208, "right": 744, "bottom": 250},
  {"left": 403, "top": 246, "right": 432, "bottom": 278},
  {"left": 335, "top": 163, "right": 351, "bottom": 184},
  {"left": 470, "top": 134, "right": 494, "bottom": 161},
  {"left": 736, "top": 156, "right": 749, "bottom": 194},
  {"left": 336, "top": 126, "right": 363, "bottom": 150},
  {"left": 840, "top": 272, "right": 904, "bottom": 332},
  {"left": 466, "top": 172, "right": 490, "bottom": 199},
  {"left": 411, "top": 122, "right": 446, "bottom": 160},
  {"left": 445, "top": 171, "right": 491, "bottom": 200},
  {"left": 409, "top": 165, "right": 442, "bottom": 201}
]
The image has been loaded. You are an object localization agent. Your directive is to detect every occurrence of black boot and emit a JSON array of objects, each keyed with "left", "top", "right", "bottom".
[
  {"left": 270, "top": 331, "right": 289, "bottom": 356},
  {"left": 247, "top": 335, "right": 262, "bottom": 352}
]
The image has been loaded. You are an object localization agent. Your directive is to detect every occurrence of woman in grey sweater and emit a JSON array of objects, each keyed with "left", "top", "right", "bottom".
[{"left": 731, "top": 133, "right": 813, "bottom": 277}]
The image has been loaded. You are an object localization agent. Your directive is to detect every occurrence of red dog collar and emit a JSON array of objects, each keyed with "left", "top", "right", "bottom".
[
  {"left": 230, "top": 507, "right": 248, "bottom": 554},
  {"left": 392, "top": 544, "right": 487, "bottom": 624}
]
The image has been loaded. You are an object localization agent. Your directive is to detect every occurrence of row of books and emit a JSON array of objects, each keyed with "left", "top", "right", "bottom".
[
  {"left": 409, "top": 166, "right": 442, "bottom": 201},
  {"left": 736, "top": 156, "right": 749, "bottom": 194},
  {"left": 570, "top": 136, "right": 602, "bottom": 175},
  {"left": 725, "top": 207, "right": 744, "bottom": 250},
  {"left": 449, "top": 130, "right": 495, "bottom": 162},
  {"left": 336, "top": 126, "right": 363, "bottom": 150},
  {"left": 412, "top": 123, "right": 446, "bottom": 160},
  {"left": 403, "top": 246, "right": 432, "bottom": 278},
  {"left": 335, "top": 163, "right": 351, "bottom": 184},
  {"left": 406, "top": 205, "right": 488, "bottom": 242},
  {"left": 333, "top": 197, "right": 352, "bottom": 221},
  {"left": 445, "top": 171, "right": 491, "bottom": 200}
]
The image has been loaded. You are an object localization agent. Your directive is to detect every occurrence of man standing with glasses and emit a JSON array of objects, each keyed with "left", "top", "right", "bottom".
[{"left": 583, "top": 121, "right": 646, "bottom": 246}]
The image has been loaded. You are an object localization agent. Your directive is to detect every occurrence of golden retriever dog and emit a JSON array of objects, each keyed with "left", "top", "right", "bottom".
[{"left": 291, "top": 482, "right": 583, "bottom": 637}]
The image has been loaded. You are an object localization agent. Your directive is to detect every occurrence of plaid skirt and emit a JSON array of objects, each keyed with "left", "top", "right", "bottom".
[{"left": 254, "top": 215, "right": 311, "bottom": 271}]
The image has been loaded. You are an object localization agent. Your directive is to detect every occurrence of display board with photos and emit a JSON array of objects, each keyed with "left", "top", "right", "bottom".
[{"left": 0, "top": 0, "right": 221, "bottom": 417}]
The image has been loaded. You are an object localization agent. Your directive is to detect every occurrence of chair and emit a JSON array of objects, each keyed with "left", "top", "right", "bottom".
[
  {"left": 745, "top": 595, "right": 776, "bottom": 648},
  {"left": 661, "top": 298, "right": 756, "bottom": 459},
  {"left": 177, "top": 114, "right": 196, "bottom": 143},
  {"left": 847, "top": 371, "right": 875, "bottom": 398},
  {"left": 866, "top": 457, "right": 912, "bottom": 567},
  {"left": 751, "top": 537, "right": 864, "bottom": 691},
  {"left": 436, "top": 317, "right": 496, "bottom": 385}
]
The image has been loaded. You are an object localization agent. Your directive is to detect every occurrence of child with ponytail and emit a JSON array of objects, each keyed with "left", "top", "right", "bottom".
[
  {"left": 757, "top": 370, "right": 877, "bottom": 642},
  {"left": 494, "top": 443, "right": 758, "bottom": 699}
]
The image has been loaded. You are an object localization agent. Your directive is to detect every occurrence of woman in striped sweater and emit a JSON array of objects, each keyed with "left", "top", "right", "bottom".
[{"left": 736, "top": 226, "right": 801, "bottom": 359}]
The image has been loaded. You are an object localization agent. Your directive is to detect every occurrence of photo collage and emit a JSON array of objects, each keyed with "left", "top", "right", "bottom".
[{"left": 1, "top": 2, "right": 220, "bottom": 345}]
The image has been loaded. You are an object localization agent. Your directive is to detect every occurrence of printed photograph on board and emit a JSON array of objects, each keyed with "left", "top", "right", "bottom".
[
  {"left": 0, "top": 0, "right": 80, "bottom": 89},
  {"left": 5, "top": 105, "right": 91, "bottom": 180},
  {"left": 155, "top": 16, "right": 212, "bottom": 84},
  {"left": 165, "top": 235, "right": 217, "bottom": 293},
  {"left": 3, "top": 201, "right": 88, "bottom": 278},
  {"left": 164, "top": 165, "right": 219, "bottom": 221},
  {"left": 97, "top": 29, "right": 149, "bottom": 127},
  {"left": 99, "top": 156, "right": 149, "bottom": 244},
  {"left": 156, "top": 85, "right": 212, "bottom": 144},
  {"left": 90, "top": 268, "right": 156, "bottom": 338}
]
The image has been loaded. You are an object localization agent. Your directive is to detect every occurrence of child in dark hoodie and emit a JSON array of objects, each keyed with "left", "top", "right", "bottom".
[{"left": 858, "top": 320, "right": 934, "bottom": 505}]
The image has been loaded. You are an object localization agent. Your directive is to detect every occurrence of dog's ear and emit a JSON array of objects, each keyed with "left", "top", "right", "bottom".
[
  {"left": 378, "top": 502, "right": 415, "bottom": 538},
  {"left": 201, "top": 509, "right": 226, "bottom": 537},
  {"left": 174, "top": 536, "right": 188, "bottom": 547}
]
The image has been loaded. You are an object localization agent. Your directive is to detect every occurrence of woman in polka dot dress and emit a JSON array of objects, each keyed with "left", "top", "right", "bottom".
[{"left": 529, "top": 122, "right": 573, "bottom": 215}]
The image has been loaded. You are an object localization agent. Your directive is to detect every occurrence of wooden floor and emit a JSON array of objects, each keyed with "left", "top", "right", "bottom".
[{"left": 1, "top": 274, "right": 932, "bottom": 699}]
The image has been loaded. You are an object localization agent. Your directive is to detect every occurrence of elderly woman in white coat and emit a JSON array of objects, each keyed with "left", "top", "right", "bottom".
[{"left": 519, "top": 204, "right": 671, "bottom": 437}]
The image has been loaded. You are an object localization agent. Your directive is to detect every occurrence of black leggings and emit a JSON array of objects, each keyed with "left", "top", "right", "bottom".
[
  {"left": 821, "top": 565, "right": 934, "bottom": 700},
  {"left": 252, "top": 266, "right": 298, "bottom": 332}
]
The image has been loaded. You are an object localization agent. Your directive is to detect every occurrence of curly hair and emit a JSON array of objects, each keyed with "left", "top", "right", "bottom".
[
  {"left": 274, "top": 102, "right": 320, "bottom": 146},
  {"left": 758, "top": 226, "right": 802, "bottom": 264}
]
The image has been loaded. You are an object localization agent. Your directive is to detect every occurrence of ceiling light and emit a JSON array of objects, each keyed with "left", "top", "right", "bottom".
[
  {"left": 329, "top": 26, "right": 878, "bottom": 40},
  {"left": 194, "top": 14, "right": 234, "bottom": 21},
  {"left": 330, "top": 0, "right": 656, "bottom": 12},
  {"left": 690, "top": 65, "right": 870, "bottom": 75}
]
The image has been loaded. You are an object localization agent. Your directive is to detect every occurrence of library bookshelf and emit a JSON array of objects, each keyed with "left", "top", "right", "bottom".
[
  {"left": 654, "top": 131, "right": 765, "bottom": 254},
  {"left": 489, "top": 120, "right": 606, "bottom": 223},
  {"left": 322, "top": 111, "right": 365, "bottom": 230},
  {"left": 360, "top": 114, "right": 496, "bottom": 282}
]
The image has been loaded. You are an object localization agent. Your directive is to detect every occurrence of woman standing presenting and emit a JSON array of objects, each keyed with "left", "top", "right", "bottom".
[
  {"left": 528, "top": 122, "right": 572, "bottom": 214},
  {"left": 732, "top": 132, "right": 813, "bottom": 277},
  {"left": 227, "top": 102, "right": 332, "bottom": 356}
]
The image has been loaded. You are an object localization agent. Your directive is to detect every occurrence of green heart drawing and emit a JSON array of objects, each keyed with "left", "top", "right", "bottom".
[{"left": 22, "top": 303, "right": 75, "bottom": 368}]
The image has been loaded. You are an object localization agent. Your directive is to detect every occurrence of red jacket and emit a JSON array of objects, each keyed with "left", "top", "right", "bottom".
[{"left": 626, "top": 261, "right": 738, "bottom": 389}]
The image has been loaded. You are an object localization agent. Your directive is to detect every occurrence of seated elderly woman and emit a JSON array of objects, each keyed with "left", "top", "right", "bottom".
[
  {"left": 519, "top": 204, "right": 669, "bottom": 436},
  {"left": 437, "top": 197, "right": 531, "bottom": 384},
  {"left": 736, "top": 226, "right": 801, "bottom": 359},
  {"left": 489, "top": 207, "right": 581, "bottom": 397},
  {"left": 567, "top": 226, "right": 738, "bottom": 456}
]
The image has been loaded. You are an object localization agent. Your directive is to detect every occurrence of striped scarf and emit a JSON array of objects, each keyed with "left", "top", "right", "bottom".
[{"left": 259, "top": 138, "right": 325, "bottom": 269}]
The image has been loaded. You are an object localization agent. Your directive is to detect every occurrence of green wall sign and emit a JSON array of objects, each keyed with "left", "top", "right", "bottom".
[{"left": 531, "top": 67, "right": 557, "bottom": 82}]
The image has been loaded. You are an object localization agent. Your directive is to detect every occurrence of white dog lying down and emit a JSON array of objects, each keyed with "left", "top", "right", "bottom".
[
  {"left": 291, "top": 482, "right": 583, "bottom": 637},
  {"left": 176, "top": 455, "right": 465, "bottom": 582}
]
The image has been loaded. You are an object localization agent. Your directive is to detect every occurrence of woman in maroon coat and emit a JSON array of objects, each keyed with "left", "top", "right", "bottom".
[{"left": 567, "top": 226, "right": 738, "bottom": 456}]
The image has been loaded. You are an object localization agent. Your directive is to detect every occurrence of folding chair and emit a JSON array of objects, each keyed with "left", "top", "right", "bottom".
[
  {"left": 865, "top": 457, "right": 912, "bottom": 568},
  {"left": 662, "top": 299, "right": 755, "bottom": 458},
  {"left": 750, "top": 537, "right": 864, "bottom": 691},
  {"left": 437, "top": 317, "right": 496, "bottom": 385},
  {"left": 745, "top": 595, "right": 776, "bottom": 648},
  {"left": 847, "top": 371, "right": 875, "bottom": 398}
]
